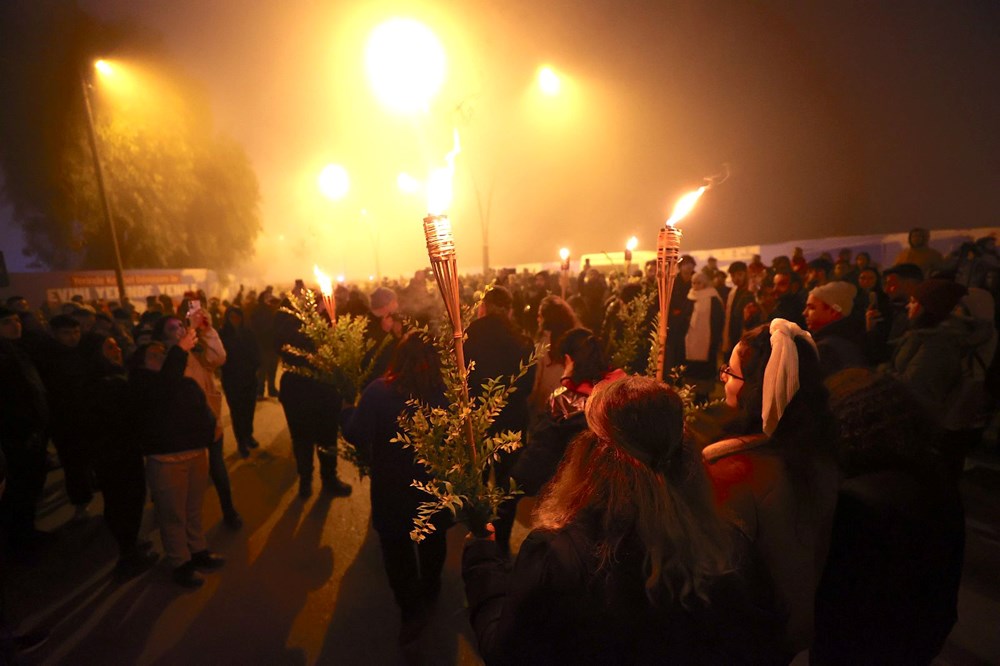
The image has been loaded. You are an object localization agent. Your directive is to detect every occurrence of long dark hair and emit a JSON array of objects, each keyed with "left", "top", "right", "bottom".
[
  {"left": 733, "top": 324, "right": 835, "bottom": 505},
  {"left": 384, "top": 330, "right": 445, "bottom": 404},
  {"left": 536, "top": 376, "right": 732, "bottom": 607},
  {"left": 558, "top": 327, "right": 611, "bottom": 385},
  {"left": 538, "top": 295, "right": 579, "bottom": 362}
]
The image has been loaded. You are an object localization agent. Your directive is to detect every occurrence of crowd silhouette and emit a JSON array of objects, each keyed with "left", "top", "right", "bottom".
[{"left": 1, "top": 226, "right": 998, "bottom": 664}]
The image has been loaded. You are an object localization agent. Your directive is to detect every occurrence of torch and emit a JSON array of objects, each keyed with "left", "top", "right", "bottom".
[
  {"left": 559, "top": 247, "right": 570, "bottom": 299},
  {"left": 656, "top": 186, "right": 707, "bottom": 381},
  {"left": 313, "top": 265, "right": 335, "bottom": 321},
  {"left": 624, "top": 236, "right": 638, "bottom": 279},
  {"left": 423, "top": 131, "right": 477, "bottom": 463}
]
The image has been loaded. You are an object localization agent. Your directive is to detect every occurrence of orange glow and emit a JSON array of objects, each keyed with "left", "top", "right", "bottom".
[
  {"left": 95, "top": 59, "right": 114, "bottom": 76},
  {"left": 559, "top": 247, "right": 570, "bottom": 261},
  {"left": 666, "top": 186, "right": 707, "bottom": 227},
  {"left": 397, "top": 172, "right": 420, "bottom": 194},
  {"left": 313, "top": 265, "right": 333, "bottom": 297},
  {"left": 626, "top": 236, "right": 639, "bottom": 252}
]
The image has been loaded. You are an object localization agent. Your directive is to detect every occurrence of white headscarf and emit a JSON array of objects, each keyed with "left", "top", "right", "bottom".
[{"left": 761, "top": 318, "right": 817, "bottom": 436}]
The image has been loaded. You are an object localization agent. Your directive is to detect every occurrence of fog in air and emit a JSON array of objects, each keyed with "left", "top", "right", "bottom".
[{"left": 79, "top": 0, "right": 999, "bottom": 283}]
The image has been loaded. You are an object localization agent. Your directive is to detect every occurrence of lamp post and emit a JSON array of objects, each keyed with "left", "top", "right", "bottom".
[
  {"left": 559, "top": 247, "right": 570, "bottom": 299},
  {"left": 80, "top": 62, "right": 127, "bottom": 303}
]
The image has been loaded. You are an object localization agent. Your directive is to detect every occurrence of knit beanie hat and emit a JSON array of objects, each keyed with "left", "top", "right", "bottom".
[
  {"left": 370, "top": 287, "right": 397, "bottom": 314},
  {"left": 810, "top": 281, "right": 857, "bottom": 316},
  {"left": 912, "top": 279, "right": 967, "bottom": 318}
]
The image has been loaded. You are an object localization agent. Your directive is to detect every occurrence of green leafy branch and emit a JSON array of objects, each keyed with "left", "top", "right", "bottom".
[
  {"left": 394, "top": 328, "right": 536, "bottom": 542},
  {"left": 280, "top": 289, "right": 391, "bottom": 478},
  {"left": 608, "top": 291, "right": 655, "bottom": 374}
]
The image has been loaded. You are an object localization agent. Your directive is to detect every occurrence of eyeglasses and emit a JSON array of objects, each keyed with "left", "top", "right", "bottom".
[{"left": 719, "top": 364, "right": 744, "bottom": 382}]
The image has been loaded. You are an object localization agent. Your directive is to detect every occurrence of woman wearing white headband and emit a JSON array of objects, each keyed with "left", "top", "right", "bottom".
[{"left": 703, "top": 318, "right": 840, "bottom": 659}]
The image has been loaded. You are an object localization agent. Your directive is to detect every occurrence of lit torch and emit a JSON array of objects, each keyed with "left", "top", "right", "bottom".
[
  {"left": 656, "top": 165, "right": 729, "bottom": 381},
  {"left": 313, "top": 264, "right": 335, "bottom": 321},
  {"left": 423, "top": 130, "right": 477, "bottom": 463},
  {"left": 559, "top": 247, "right": 570, "bottom": 299},
  {"left": 624, "top": 236, "right": 638, "bottom": 278}
]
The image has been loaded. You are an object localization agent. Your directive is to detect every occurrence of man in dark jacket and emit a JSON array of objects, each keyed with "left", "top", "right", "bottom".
[
  {"left": 804, "top": 282, "right": 868, "bottom": 378},
  {"left": 34, "top": 314, "right": 96, "bottom": 521},
  {"left": 770, "top": 271, "right": 807, "bottom": 328},
  {"left": 274, "top": 281, "right": 352, "bottom": 499},
  {"left": 722, "top": 261, "right": 756, "bottom": 359},
  {"left": 465, "top": 286, "right": 536, "bottom": 556},
  {"left": 0, "top": 306, "right": 49, "bottom": 560}
]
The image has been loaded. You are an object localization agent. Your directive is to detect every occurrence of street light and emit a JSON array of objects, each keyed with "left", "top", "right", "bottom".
[
  {"left": 365, "top": 18, "right": 446, "bottom": 114},
  {"left": 81, "top": 59, "right": 127, "bottom": 303},
  {"left": 559, "top": 247, "right": 570, "bottom": 299},
  {"left": 537, "top": 66, "right": 561, "bottom": 96},
  {"left": 318, "top": 164, "right": 350, "bottom": 201}
]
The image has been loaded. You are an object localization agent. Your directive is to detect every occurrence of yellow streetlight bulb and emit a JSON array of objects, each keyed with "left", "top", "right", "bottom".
[
  {"left": 626, "top": 236, "right": 639, "bottom": 252},
  {"left": 538, "top": 67, "right": 561, "bottom": 96},
  {"left": 318, "top": 164, "right": 350, "bottom": 201},
  {"left": 366, "top": 18, "right": 446, "bottom": 114},
  {"left": 94, "top": 59, "right": 113, "bottom": 76},
  {"left": 559, "top": 247, "right": 570, "bottom": 261}
]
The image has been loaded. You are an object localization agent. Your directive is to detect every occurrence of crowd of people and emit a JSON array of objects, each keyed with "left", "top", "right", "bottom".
[{"left": 0, "top": 225, "right": 997, "bottom": 663}]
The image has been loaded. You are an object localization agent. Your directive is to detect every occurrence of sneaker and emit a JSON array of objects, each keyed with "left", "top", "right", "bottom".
[
  {"left": 237, "top": 443, "right": 251, "bottom": 459},
  {"left": 114, "top": 550, "right": 159, "bottom": 580},
  {"left": 223, "top": 511, "right": 243, "bottom": 530},
  {"left": 172, "top": 562, "right": 205, "bottom": 588},
  {"left": 190, "top": 549, "right": 225, "bottom": 571},
  {"left": 248, "top": 438, "right": 260, "bottom": 450},
  {"left": 321, "top": 477, "right": 352, "bottom": 497},
  {"left": 299, "top": 478, "right": 313, "bottom": 499}
]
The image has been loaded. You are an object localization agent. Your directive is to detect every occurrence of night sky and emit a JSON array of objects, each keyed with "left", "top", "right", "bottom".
[{"left": 12, "top": 0, "right": 1000, "bottom": 280}]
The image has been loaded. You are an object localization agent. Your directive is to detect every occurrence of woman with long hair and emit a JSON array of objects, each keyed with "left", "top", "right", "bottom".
[
  {"left": 527, "top": 295, "right": 579, "bottom": 422},
  {"left": 343, "top": 331, "right": 452, "bottom": 646},
  {"left": 465, "top": 376, "right": 782, "bottom": 665},
  {"left": 703, "top": 320, "right": 840, "bottom": 656},
  {"left": 513, "top": 327, "right": 626, "bottom": 497}
]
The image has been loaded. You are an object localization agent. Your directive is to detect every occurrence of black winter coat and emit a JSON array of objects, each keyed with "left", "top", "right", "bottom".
[{"left": 129, "top": 347, "right": 215, "bottom": 456}]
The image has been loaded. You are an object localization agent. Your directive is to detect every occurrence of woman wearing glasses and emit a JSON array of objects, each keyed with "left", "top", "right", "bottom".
[{"left": 704, "top": 319, "right": 840, "bottom": 659}]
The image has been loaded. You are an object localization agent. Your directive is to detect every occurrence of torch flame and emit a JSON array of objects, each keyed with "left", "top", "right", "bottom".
[
  {"left": 559, "top": 247, "right": 570, "bottom": 262},
  {"left": 427, "top": 129, "right": 461, "bottom": 215},
  {"left": 666, "top": 185, "right": 707, "bottom": 227},
  {"left": 626, "top": 236, "right": 639, "bottom": 252},
  {"left": 313, "top": 265, "right": 333, "bottom": 297}
]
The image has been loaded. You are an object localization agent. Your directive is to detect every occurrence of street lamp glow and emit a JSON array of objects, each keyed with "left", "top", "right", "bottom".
[
  {"left": 365, "top": 18, "right": 446, "bottom": 114},
  {"left": 94, "top": 59, "right": 113, "bottom": 76},
  {"left": 538, "top": 67, "right": 561, "bottom": 96},
  {"left": 559, "top": 247, "right": 570, "bottom": 262},
  {"left": 397, "top": 172, "right": 420, "bottom": 194},
  {"left": 318, "top": 164, "right": 350, "bottom": 201}
]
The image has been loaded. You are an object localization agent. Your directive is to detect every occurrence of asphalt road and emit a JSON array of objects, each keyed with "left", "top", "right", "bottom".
[{"left": 4, "top": 396, "right": 999, "bottom": 665}]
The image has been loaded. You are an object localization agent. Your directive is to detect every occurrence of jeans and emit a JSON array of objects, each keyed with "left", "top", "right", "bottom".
[{"left": 147, "top": 450, "right": 209, "bottom": 567}]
